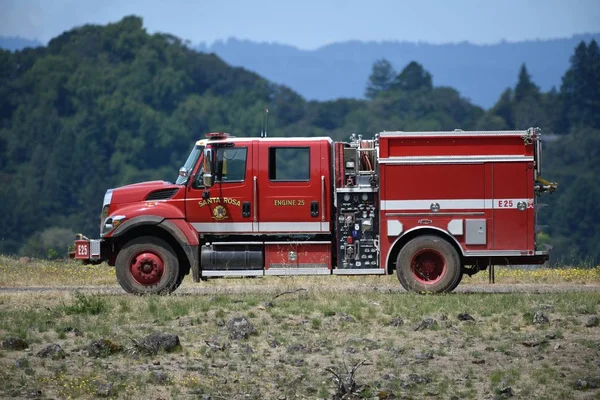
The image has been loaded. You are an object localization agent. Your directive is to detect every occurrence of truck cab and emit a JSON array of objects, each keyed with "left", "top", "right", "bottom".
[{"left": 76, "top": 133, "right": 337, "bottom": 294}]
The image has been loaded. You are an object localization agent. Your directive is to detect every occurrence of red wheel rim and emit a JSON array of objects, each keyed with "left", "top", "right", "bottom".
[
  {"left": 410, "top": 248, "right": 446, "bottom": 284},
  {"left": 129, "top": 251, "right": 165, "bottom": 285}
]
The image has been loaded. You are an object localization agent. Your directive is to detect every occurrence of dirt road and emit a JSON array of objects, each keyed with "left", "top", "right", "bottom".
[{"left": 1, "top": 282, "right": 599, "bottom": 295}]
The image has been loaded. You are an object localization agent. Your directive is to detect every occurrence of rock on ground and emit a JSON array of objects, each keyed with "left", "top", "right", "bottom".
[
  {"left": 585, "top": 316, "right": 599, "bottom": 327},
  {"left": 415, "top": 352, "right": 434, "bottom": 360},
  {"left": 226, "top": 317, "right": 257, "bottom": 340},
  {"left": 575, "top": 376, "right": 600, "bottom": 390},
  {"left": 1, "top": 337, "right": 28, "bottom": 350},
  {"left": 415, "top": 318, "right": 438, "bottom": 331},
  {"left": 141, "top": 333, "right": 181, "bottom": 353},
  {"left": 95, "top": 382, "right": 113, "bottom": 397},
  {"left": 533, "top": 311, "right": 549, "bottom": 324},
  {"left": 457, "top": 313, "right": 475, "bottom": 321},
  {"left": 86, "top": 339, "right": 123, "bottom": 357},
  {"left": 36, "top": 344, "right": 66, "bottom": 359}
]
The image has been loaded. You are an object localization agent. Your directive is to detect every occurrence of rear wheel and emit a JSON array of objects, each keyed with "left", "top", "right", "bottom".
[
  {"left": 116, "top": 236, "right": 181, "bottom": 295},
  {"left": 396, "top": 235, "right": 462, "bottom": 293}
]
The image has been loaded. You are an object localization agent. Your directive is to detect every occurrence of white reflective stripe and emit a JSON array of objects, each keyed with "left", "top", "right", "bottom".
[
  {"left": 379, "top": 130, "right": 529, "bottom": 137},
  {"left": 381, "top": 199, "right": 534, "bottom": 211},
  {"left": 464, "top": 250, "right": 523, "bottom": 256},
  {"left": 258, "top": 222, "right": 328, "bottom": 232},
  {"left": 192, "top": 222, "right": 253, "bottom": 232},
  {"left": 381, "top": 199, "right": 491, "bottom": 211},
  {"left": 192, "top": 221, "right": 330, "bottom": 233},
  {"left": 379, "top": 155, "right": 533, "bottom": 164}
]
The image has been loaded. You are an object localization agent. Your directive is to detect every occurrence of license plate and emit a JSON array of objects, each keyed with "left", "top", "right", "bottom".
[{"left": 74, "top": 240, "right": 90, "bottom": 259}]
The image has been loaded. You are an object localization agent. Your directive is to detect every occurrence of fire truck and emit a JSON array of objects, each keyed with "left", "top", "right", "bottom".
[{"left": 73, "top": 128, "right": 556, "bottom": 294}]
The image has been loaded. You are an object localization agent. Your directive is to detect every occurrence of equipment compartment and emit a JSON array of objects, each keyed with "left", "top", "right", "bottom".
[{"left": 265, "top": 242, "right": 331, "bottom": 269}]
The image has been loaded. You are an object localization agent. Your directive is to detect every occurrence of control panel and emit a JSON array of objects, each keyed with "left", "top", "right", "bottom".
[{"left": 336, "top": 189, "right": 379, "bottom": 269}]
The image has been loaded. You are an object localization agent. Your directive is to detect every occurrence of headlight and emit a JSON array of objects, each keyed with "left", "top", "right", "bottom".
[{"left": 100, "top": 189, "right": 114, "bottom": 237}]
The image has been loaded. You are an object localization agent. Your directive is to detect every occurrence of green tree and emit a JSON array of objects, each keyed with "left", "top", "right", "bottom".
[
  {"left": 514, "top": 64, "right": 540, "bottom": 102},
  {"left": 392, "top": 61, "right": 432, "bottom": 92},
  {"left": 560, "top": 40, "right": 600, "bottom": 131},
  {"left": 365, "top": 59, "right": 396, "bottom": 99}
]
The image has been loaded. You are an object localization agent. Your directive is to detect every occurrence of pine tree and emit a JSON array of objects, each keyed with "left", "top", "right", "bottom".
[
  {"left": 514, "top": 64, "right": 540, "bottom": 102},
  {"left": 586, "top": 40, "right": 600, "bottom": 128},
  {"left": 559, "top": 40, "right": 600, "bottom": 130},
  {"left": 365, "top": 59, "right": 395, "bottom": 99}
]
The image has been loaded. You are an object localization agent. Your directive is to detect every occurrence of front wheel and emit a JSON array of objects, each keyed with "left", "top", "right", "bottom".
[
  {"left": 116, "top": 236, "right": 181, "bottom": 295},
  {"left": 396, "top": 235, "right": 462, "bottom": 294}
]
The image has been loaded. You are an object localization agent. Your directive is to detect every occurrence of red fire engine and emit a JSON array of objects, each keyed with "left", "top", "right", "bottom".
[{"left": 73, "top": 128, "right": 556, "bottom": 294}]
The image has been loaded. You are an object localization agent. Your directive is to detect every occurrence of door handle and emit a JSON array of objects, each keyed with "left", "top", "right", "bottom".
[
  {"left": 253, "top": 176, "right": 257, "bottom": 222},
  {"left": 242, "top": 202, "right": 251, "bottom": 217},
  {"left": 310, "top": 201, "right": 319, "bottom": 217}
]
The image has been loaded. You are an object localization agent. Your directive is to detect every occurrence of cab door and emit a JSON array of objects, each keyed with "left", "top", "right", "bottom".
[
  {"left": 186, "top": 143, "right": 254, "bottom": 233},
  {"left": 255, "top": 140, "right": 327, "bottom": 233}
]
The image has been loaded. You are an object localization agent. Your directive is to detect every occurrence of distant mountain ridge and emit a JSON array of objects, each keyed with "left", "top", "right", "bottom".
[
  {"left": 196, "top": 34, "right": 600, "bottom": 108},
  {"left": 0, "top": 36, "right": 41, "bottom": 51}
]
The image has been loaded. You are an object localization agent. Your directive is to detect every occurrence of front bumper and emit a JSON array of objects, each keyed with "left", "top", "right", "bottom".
[{"left": 70, "top": 234, "right": 104, "bottom": 264}]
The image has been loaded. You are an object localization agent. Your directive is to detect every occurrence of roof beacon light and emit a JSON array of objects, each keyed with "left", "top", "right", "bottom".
[{"left": 206, "top": 132, "right": 230, "bottom": 140}]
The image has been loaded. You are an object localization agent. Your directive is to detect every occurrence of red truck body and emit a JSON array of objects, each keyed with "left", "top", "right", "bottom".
[{"left": 74, "top": 129, "right": 554, "bottom": 294}]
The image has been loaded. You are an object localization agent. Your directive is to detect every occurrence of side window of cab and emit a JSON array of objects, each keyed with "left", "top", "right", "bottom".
[
  {"left": 193, "top": 147, "right": 247, "bottom": 188},
  {"left": 216, "top": 147, "right": 247, "bottom": 182}
]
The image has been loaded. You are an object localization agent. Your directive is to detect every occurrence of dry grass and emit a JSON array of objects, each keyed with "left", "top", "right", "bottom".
[
  {"left": 0, "top": 289, "right": 599, "bottom": 399},
  {"left": 0, "top": 256, "right": 115, "bottom": 287},
  {"left": 1, "top": 256, "right": 599, "bottom": 398},
  {"left": 1, "top": 255, "right": 599, "bottom": 288}
]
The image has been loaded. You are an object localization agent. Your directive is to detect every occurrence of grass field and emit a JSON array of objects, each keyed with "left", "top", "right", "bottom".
[
  {"left": 1, "top": 256, "right": 599, "bottom": 288},
  {"left": 1, "top": 256, "right": 599, "bottom": 399}
]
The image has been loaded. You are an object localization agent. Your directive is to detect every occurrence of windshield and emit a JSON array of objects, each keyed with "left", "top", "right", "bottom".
[{"left": 176, "top": 145, "right": 203, "bottom": 184}]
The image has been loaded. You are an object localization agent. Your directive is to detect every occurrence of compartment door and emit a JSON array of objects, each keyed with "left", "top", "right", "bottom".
[{"left": 492, "top": 163, "right": 533, "bottom": 251}]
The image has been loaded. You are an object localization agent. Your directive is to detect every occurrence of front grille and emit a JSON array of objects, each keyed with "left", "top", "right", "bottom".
[{"left": 145, "top": 188, "right": 178, "bottom": 201}]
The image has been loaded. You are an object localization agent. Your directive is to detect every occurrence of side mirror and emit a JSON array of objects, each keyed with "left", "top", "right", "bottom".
[
  {"left": 203, "top": 173, "right": 213, "bottom": 188},
  {"left": 203, "top": 148, "right": 214, "bottom": 188},
  {"left": 179, "top": 167, "right": 189, "bottom": 178}
]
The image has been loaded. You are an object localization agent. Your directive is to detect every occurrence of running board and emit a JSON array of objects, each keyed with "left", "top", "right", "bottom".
[
  {"left": 333, "top": 269, "right": 385, "bottom": 275},
  {"left": 201, "top": 270, "right": 263, "bottom": 277},
  {"left": 201, "top": 268, "right": 386, "bottom": 278},
  {"left": 264, "top": 268, "right": 331, "bottom": 276}
]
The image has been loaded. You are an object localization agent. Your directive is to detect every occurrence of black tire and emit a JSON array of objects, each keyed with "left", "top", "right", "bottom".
[
  {"left": 116, "top": 236, "right": 181, "bottom": 295},
  {"left": 396, "top": 235, "right": 462, "bottom": 294}
]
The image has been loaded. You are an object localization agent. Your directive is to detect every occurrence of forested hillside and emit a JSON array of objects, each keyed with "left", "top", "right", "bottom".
[
  {"left": 0, "top": 16, "right": 598, "bottom": 263},
  {"left": 197, "top": 34, "right": 600, "bottom": 108}
]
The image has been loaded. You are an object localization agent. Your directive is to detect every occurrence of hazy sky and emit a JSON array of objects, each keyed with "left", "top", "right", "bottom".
[{"left": 2, "top": 0, "right": 599, "bottom": 49}]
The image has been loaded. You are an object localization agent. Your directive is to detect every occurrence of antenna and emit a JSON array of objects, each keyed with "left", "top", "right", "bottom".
[
  {"left": 263, "top": 108, "right": 269, "bottom": 138},
  {"left": 260, "top": 108, "right": 269, "bottom": 138}
]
